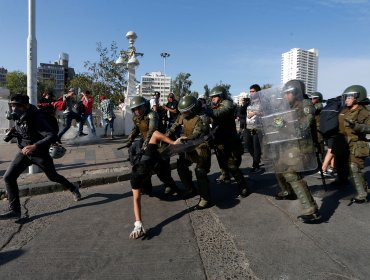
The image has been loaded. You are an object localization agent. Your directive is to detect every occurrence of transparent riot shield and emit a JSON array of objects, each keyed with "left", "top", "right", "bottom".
[{"left": 258, "top": 86, "right": 317, "bottom": 173}]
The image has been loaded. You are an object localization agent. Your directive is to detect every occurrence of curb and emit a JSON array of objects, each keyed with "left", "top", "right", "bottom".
[{"left": 0, "top": 162, "right": 177, "bottom": 200}]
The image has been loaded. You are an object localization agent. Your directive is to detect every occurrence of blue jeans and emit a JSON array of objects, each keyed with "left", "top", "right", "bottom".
[
  {"left": 79, "top": 113, "right": 96, "bottom": 135},
  {"left": 104, "top": 118, "right": 115, "bottom": 133}
]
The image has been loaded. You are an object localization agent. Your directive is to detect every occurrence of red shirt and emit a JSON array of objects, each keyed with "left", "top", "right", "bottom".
[{"left": 82, "top": 95, "right": 94, "bottom": 114}]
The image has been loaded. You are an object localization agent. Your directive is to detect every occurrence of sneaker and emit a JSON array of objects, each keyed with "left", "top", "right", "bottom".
[
  {"left": 0, "top": 209, "right": 21, "bottom": 220},
  {"left": 250, "top": 167, "right": 263, "bottom": 174},
  {"left": 216, "top": 174, "right": 231, "bottom": 184},
  {"left": 72, "top": 184, "right": 82, "bottom": 201},
  {"left": 78, "top": 132, "right": 88, "bottom": 137},
  {"left": 317, "top": 170, "right": 334, "bottom": 178}
]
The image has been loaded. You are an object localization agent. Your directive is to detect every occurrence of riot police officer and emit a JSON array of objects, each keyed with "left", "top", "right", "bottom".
[
  {"left": 260, "top": 80, "right": 320, "bottom": 223},
  {"left": 206, "top": 86, "right": 250, "bottom": 198},
  {"left": 166, "top": 95, "right": 212, "bottom": 209},
  {"left": 338, "top": 85, "right": 370, "bottom": 203}
]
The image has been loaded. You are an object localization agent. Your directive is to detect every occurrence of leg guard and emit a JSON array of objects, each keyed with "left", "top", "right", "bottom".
[
  {"left": 275, "top": 173, "right": 297, "bottom": 200},
  {"left": 177, "top": 158, "right": 195, "bottom": 196},
  {"left": 195, "top": 167, "right": 210, "bottom": 208},
  {"left": 285, "top": 172, "right": 318, "bottom": 216},
  {"left": 349, "top": 163, "right": 368, "bottom": 202},
  {"left": 229, "top": 167, "right": 250, "bottom": 197}
]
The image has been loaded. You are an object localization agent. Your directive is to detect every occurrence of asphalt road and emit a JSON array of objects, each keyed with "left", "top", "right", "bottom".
[{"left": 0, "top": 154, "right": 370, "bottom": 280}]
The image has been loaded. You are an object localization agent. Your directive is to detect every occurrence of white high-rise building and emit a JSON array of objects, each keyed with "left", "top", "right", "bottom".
[
  {"left": 281, "top": 48, "right": 319, "bottom": 95},
  {"left": 140, "top": 71, "right": 171, "bottom": 104}
]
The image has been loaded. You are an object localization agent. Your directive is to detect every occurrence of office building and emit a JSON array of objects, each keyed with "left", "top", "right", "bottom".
[
  {"left": 37, "top": 53, "right": 75, "bottom": 97},
  {"left": 281, "top": 48, "right": 319, "bottom": 95},
  {"left": 140, "top": 71, "right": 171, "bottom": 104},
  {"left": 0, "top": 67, "right": 8, "bottom": 86}
]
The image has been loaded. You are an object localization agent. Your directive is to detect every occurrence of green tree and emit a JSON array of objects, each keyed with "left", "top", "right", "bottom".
[
  {"left": 84, "top": 41, "right": 127, "bottom": 104},
  {"left": 190, "top": 91, "right": 199, "bottom": 98},
  {"left": 203, "top": 84, "right": 210, "bottom": 99},
  {"left": 6, "top": 71, "right": 27, "bottom": 95},
  {"left": 261, "top": 83, "right": 273, "bottom": 89},
  {"left": 172, "top": 72, "right": 192, "bottom": 100},
  {"left": 37, "top": 78, "right": 55, "bottom": 97}
]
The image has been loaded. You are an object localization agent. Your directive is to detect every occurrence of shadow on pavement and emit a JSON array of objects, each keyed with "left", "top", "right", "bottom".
[
  {"left": 142, "top": 207, "right": 194, "bottom": 240},
  {"left": 19, "top": 192, "right": 131, "bottom": 224},
  {"left": 54, "top": 159, "right": 127, "bottom": 171},
  {"left": 0, "top": 249, "right": 25, "bottom": 265}
]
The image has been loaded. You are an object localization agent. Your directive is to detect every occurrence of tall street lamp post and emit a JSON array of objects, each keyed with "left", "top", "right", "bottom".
[
  {"left": 116, "top": 31, "right": 143, "bottom": 135},
  {"left": 160, "top": 52, "right": 170, "bottom": 76}
]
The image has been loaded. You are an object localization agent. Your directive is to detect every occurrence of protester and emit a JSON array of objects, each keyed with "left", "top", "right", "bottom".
[
  {"left": 246, "top": 84, "right": 263, "bottom": 173},
  {"left": 129, "top": 130, "right": 185, "bottom": 239},
  {"left": 37, "top": 90, "right": 59, "bottom": 135},
  {"left": 0, "top": 94, "right": 81, "bottom": 220},
  {"left": 162, "top": 92, "right": 179, "bottom": 129},
  {"left": 57, "top": 88, "right": 83, "bottom": 143},
  {"left": 99, "top": 96, "right": 116, "bottom": 139},
  {"left": 78, "top": 90, "right": 96, "bottom": 137}
]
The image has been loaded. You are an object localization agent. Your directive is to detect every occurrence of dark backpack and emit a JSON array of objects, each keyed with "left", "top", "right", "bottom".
[
  {"left": 76, "top": 100, "right": 86, "bottom": 115},
  {"left": 319, "top": 96, "right": 343, "bottom": 137}
]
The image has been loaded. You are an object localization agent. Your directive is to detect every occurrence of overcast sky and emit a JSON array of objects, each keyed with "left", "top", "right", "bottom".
[{"left": 1, "top": 0, "right": 370, "bottom": 99}]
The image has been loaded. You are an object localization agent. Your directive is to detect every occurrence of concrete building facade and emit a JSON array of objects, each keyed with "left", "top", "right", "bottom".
[
  {"left": 140, "top": 71, "right": 171, "bottom": 104},
  {"left": 281, "top": 48, "right": 319, "bottom": 95},
  {"left": 37, "top": 53, "right": 75, "bottom": 97}
]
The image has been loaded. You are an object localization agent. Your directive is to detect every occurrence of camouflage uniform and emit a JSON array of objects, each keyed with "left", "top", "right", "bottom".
[
  {"left": 167, "top": 108, "right": 212, "bottom": 209},
  {"left": 208, "top": 87, "right": 250, "bottom": 197},
  {"left": 338, "top": 105, "right": 370, "bottom": 202},
  {"left": 275, "top": 98, "right": 319, "bottom": 217}
]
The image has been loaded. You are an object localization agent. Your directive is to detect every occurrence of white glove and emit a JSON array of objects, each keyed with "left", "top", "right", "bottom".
[{"left": 129, "top": 221, "right": 146, "bottom": 239}]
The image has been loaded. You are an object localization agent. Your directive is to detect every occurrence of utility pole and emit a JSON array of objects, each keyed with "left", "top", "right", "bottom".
[{"left": 28, "top": 0, "right": 39, "bottom": 174}]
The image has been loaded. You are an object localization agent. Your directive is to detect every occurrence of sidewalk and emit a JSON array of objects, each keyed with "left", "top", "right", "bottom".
[{"left": 0, "top": 134, "right": 136, "bottom": 199}]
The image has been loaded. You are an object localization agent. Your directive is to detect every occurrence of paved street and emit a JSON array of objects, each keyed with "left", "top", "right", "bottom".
[{"left": 0, "top": 138, "right": 370, "bottom": 279}]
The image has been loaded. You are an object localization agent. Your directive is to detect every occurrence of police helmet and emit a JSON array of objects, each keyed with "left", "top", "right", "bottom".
[
  {"left": 342, "top": 85, "right": 368, "bottom": 103},
  {"left": 209, "top": 86, "right": 227, "bottom": 99},
  {"left": 49, "top": 145, "right": 66, "bottom": 159},
  {"left": 129, "top": 96, "right": 147, "bottom": 110},
  {"left": 178, "top": 95, "right": 198, "bottom": 115},
  {"left": 310, "top": 92, "right": 323, "bottom": 102},
  {"left": 282, "top": 79, "right": 306, "bottom": 100}
]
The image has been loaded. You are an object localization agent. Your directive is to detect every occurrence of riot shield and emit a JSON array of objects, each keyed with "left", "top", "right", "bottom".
[{"left": 258, "top": 86, "right": 317, "bottom": 173}]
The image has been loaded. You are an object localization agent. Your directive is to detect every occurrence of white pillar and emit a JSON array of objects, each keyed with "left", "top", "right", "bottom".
[{"left": 27, "top": 0, "right": 39, "bottom": 174}]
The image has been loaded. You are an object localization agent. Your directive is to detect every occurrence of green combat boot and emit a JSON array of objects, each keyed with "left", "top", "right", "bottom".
[
  {"left": 350, "top": 163, "right": 368, "bottom": 203},
  {"left": 289, "top": 179, "right": 320, "bottom": 223},
  {"left": 194, "top": 168, "right": 211, "bottom": 210},
  {"left": 274, "top": 174, "right": 297, "bottom": 200},
  {"left": 229, "top": 168, "right": 250, "bottom": 198}
]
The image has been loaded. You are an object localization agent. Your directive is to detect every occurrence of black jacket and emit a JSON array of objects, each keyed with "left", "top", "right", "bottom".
[{"left": 14, "top": 105, "right": 56, "bottom": 153}]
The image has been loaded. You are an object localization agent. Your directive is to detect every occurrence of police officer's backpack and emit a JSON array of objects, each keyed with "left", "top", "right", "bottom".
[{"left": 319, "top": 96, "right": 343, "bottom": 137}]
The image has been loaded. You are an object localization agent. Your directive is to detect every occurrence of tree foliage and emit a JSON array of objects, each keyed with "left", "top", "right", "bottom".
[
  {"left": 6, "top": 71, "right": 27, "bottom": 95},
  {"left": 83, "top": 41, "right": 127, "bottom": 104},
  {"left": 203, "top": 84, "right": 210, "bottom": 99},
  {"left": 172, "top": 72, "right": 192, "bottom": 100},
  {"left": 37, "top": 78, "right": 55, "bottom": 97}
]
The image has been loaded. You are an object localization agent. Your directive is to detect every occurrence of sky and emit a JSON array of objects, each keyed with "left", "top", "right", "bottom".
[{"left": 1, "top": 0, "right": 370, "bottom": 99}]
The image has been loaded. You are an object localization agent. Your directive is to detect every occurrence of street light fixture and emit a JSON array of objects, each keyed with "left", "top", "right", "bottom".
[
  {"left": 160, "top": 52, "right": 170, "bottom": 76},
  {"left": 116, "top": 31, "right": 144, "bottom": 135}
]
